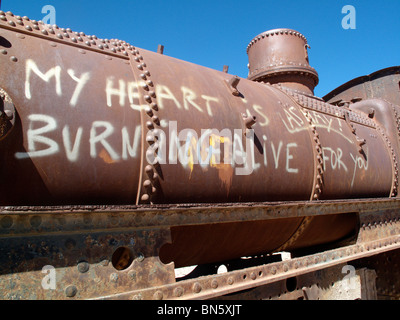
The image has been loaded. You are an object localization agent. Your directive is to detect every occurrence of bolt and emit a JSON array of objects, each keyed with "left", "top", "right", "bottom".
[
  {"left": 174, "top": 287, "right": 184, "bottom": 297},
  {"left": 110, "top": 273, "right": 118, "bottom": 282},
  {"left": 211, "top": 279, "right": 218, "bottom": 289},
  {"left": 77, "top": 261, "right": 89, "bottom": 273},
  {"left": 153, "top": 291, "right": 163, "bottom": 300},
  {"left": 65, "top": 285, "right": 77, "bottom": 298},
  {"left": 193, "top": 282, "right": 202, "bottom": 293}
]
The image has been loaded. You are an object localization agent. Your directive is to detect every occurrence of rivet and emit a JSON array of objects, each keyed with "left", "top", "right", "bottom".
[
  {"left": 65, "top": 285, "right": 77, "bottom": 298},
  {"left": 193, "top": 282, "right": 202, "bottom": 293},
  {"left": 41, "top": 29, "right": 48, "bottom": 35},
  {"left": 144, "top": 95, "right": 152, "bottom": 103},
  {"left": 85, "top": 41, "right": 91, "bottom": 46},
  {"left": 0, "top": 216, "right": 13, "bottom": 229},
  {"left": 57, "top": 34, "right": 63, "bottom": 39},
  {"left": 77, "top": 261, "right": 89, "bottom": 273},
  {"left": 143, "top": 179, "right": 152, "bottom": 191},
  {"left": 71, "top": 37, "right": 77, "bottom": 43},
  {"left": 150, "top": 103, "right": 158, "bottom": 111},
  {"left": 250, "top": 272, "right": 257, "bottom": 280},
  {"left": 153, "top": 291, "right": 163, "bottom": 300},
  {"left": 152, "top": 172, "right": 160, "bottom": 181},
  {"left": 141, "top": 83, "right": 149, "bottom": 91},
  {"left": 110, "top": 273, "right": 118, "bottom": 282},
  {"left": 146, "top": 121, "right": 154, "bottom": 130},
  {"left": 1, "top": 49, "right": 7, "bottom": 55},
  {"left": 29, "top": 215, "right": 42, "bottom": 228},
  {"left": 137, "top": 64, "right": 143, "bottom": 70},
  {"left": 174, "top": 287, "right": 184, "bottom": 297},
  {"left": 144, "top": 107, "right": 153, "bottom": 117},
  {"left": 48, "top": 28, "right": 55, "bottom": 34},
  {"left": 145, "top": 165, "right": 154, "bottom": 176},
  {"left": 8, "top": 21, "right": 15, "bottom": 27},
  {"left": 152, "top": 115, "right": 160, "bottom": 125},
  {"left": 283, "top": 264, "right": 289, "bottom": 272},
  {"left": 16, "top": 19, "right": 23, "bottom": 25},
  {"left": 211, "top": 279, "right": 218, "bottom": 289},
  {"left": 98, "top": 44, "right": 104, "bottom": 49},
  {"left": 228, "top": 277, "right": 234, "bottom": 285},
  {"left": 0, "top": 15, "right": 6, "bottom": 21},
  {"left": 77, "top": 36, "right": 83, "bottom": 41},
  {"left": 149, "top": 91, "right": 156, "bottom": 98},
  {"left": 128, "top": 270, "right": 137, "bottom": 281},
  {"left": 141, "top": 194, "right": 150, "bottom": 202}
]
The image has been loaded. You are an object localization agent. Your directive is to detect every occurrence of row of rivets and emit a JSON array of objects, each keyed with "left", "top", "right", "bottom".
[
  {"left": 302, "top": 110, "right": 324, "bottom": 200},
  {"left": 135, "top": 235, "right": 400, "bottom": 299},
  {"left": 130, "top": 49, "right": 161, "bottom": 204},
  {"left": 283, "top": 88, "right": 376, "bottom": 129},
  {"left": 376, "top": 125, "right": 398, "bottom": 197},
  {"left": 0, "top": 10, "right": 134, "bottom": 58},
  {"left": 247, "top": 29, "right": 307, "bottom": 53}
]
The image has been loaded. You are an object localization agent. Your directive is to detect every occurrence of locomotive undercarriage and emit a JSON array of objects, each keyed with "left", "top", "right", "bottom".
[{"left": 1, "top": 198, "right": 400, "bottom": 300}]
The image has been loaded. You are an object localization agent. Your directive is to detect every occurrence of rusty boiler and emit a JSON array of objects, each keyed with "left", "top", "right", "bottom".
[{"left": 0, "top": 12, "right": 399, "bottom": 269}]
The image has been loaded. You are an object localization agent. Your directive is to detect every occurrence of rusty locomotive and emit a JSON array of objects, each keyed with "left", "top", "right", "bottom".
[{"left": 1, "top": 10, "right": 400, "bottom": 300}]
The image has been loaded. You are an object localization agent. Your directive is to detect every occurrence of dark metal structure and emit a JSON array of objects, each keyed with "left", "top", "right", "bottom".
[{"left": 0, "top": 11, "right": 400, "bottom": 300}]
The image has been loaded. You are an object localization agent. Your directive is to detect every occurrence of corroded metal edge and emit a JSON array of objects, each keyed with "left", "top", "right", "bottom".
[
  {"left": 1, "top": 198, "right": 399, "bottom": 235},
  {"left": 94, "top": 235, "right": 400, "bottom": 300}
]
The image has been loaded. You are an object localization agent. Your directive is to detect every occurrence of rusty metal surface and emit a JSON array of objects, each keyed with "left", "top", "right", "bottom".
[
  {"left": 323, "top": 66, "right": 400, "bottom": 106},
  {"left": 247, "top": 29, "right": 319, "bottom": 95},
  {"left": 0, "top": 13, "right": 395, "bottom": 207},
  {"left": 353, "top": 249, "right": 400, "bottom": 299},
  {"left": 95, "top": 209, "right": 400, "bottom": 300},
  {"left": 0, "top": 10, "right": 400, "bottom": 300},
  {"left": 0, "top": 199, "right": 399, "bottom": 299},
  {"left": 214, "top": 264, "right": 377, "bottom": 300}
]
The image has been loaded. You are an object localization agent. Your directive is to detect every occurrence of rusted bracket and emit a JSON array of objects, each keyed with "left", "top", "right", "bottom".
[
  {"left": 98, "top": 208, "right": 400, "bottom": 300},
  {"left": 344, "top": 111, "right": 366, "bottom": 153},
  {"left": 224, "top": 75, "right": 241, "bottom": 96}
]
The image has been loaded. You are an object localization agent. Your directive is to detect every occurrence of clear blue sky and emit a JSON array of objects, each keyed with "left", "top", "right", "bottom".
[{"left": 2, "top": 0, "right": 400, "bottom": 97}]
